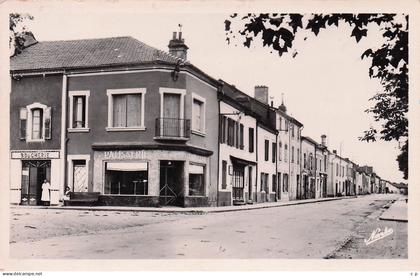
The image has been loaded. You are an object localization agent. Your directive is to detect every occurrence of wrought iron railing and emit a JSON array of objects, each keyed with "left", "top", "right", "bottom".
[{"left": 155, "top": 117, "right": 191, "bottom": 139}]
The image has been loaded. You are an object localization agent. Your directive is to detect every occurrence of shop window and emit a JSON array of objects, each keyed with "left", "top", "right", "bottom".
[
  {"left": 105, "top": 162, "right": 148, "bottom": 195},
  {"left": 189, "top": 164, "right": 205, "bottom": 196},
  {"left": 107, "top": 88, "right": 146, "bottom": 131}
]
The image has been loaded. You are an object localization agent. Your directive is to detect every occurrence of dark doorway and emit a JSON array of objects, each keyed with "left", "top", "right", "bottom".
[
  {"left": 159, "top": 160, "right": 184, "bottom": 206},
  {"left": 248, "top": 166, "right": 253, "bottom": 202},
  {"left": 21, "top": 160, "right": 51, "bottom": 205}
]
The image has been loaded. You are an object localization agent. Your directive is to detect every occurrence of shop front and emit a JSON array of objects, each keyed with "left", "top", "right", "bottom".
[
  {"left": 92, "top": 147, "right": 212, "bottom": 207},
  {"left": 10, "top": 150, "right": 62, "bottom": 205}
]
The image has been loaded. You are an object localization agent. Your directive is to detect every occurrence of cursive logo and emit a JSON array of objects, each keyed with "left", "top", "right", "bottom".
[{"left": 364, "top": 227, "right": 394, "bottom": 246}]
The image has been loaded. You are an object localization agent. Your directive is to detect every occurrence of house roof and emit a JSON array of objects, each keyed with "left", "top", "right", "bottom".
[
  {"left": 219, "top": 79, "right": 277, "bottom": 132},
  {"left": 10, "top": 36, "right": 183, "bottom": 72}
]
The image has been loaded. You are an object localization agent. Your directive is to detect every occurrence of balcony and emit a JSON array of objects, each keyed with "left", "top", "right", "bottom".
[{"left": 155, "top": 118, "right": 190, "bottom": 141}]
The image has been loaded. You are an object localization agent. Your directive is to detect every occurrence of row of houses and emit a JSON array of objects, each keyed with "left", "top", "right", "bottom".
[{"left": 9, "top": 32, "right": 404, "bottom": 207}]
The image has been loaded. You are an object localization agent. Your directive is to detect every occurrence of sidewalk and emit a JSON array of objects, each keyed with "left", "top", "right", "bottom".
[
  {"left": 11, "top": 195, "right": 357, "bottom": 214},
  {"left": 379, "top": 197, "right": 408, "bottom": 222}
]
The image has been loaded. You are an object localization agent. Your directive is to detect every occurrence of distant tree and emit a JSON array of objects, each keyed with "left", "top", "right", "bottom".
[
  {"left": 9, "top": 13, "right": 35, "bottom": 55},
  {"left": 225, "top": 13, "right": 408, "bottom": 179}
]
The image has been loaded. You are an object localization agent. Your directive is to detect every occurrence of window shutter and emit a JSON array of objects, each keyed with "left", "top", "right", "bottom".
[
  {"left": 44, "top": 107, "right": 52, "bottom": 139},
  {"left": 19, "top": 108, "right": 27, "bottom": 140}
]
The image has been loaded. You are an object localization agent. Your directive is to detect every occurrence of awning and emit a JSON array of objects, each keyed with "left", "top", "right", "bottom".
[
  {"left": 107, "top": 162, "right": 148, "bottom": 171},
  {"left": 189, "top": 164, "right": 204, "bottom": 174},
  {"left": 230, "top": 155, "right": 257, "bottom": 167}
]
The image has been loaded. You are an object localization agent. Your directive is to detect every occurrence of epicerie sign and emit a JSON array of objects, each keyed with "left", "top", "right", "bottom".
[{"left": 11, "top": 150, "right": 60, "bottom": 159}]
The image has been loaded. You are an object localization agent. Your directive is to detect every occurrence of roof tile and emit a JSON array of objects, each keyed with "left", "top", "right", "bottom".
[{"left": 10, "top": 36, "right": 183, "bottom": 71}]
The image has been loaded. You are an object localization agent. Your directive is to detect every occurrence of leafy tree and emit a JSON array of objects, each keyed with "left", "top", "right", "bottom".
[
  {"left": 225, "top": 13, "right": 408, "bottom": 179},
  {"left": 9, "top": 13, "right": 35, "bottom": 55}
]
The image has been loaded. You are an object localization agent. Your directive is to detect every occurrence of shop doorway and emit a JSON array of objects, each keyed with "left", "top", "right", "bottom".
[
  {"left": 21, "top": 160, "right": 51, "bottom": 205},
  {"left": 159, "top": 160, "right": 184, "bottom": 206},
  {"left": 232, "top": 166, "right": 245, "bottom": 202}
]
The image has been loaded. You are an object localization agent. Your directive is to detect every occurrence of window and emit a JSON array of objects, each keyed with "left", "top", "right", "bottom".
[
  {"left": 309, "top": 153, "right": 313, "bottom": 170},
  {"left": 291, "top": 146, "right": 295, "bottom": 163},
  {"left": 107, "top": 88, "right": 146, "bottom": 131},
  {"left": 291, "top": 124, "right": 295, "bottom": 139},
  {"left": 249, "top": 127, "right": 254, "bottom": 153},
  {"left": 315, "top": 157, "right": 317, "bottom": 170},
  {"left": 32, "top": 108, "right": 43, "bottom": 140},
  {"left": 235, "top": 122, "right": 239, "bottom": 148},
  {"left": 192, "top": 94, "right": 205, "bottom": 134},
  {"left": 304, "top": 153, "right": 307, "bottom": 168},
  {"left": 227, "top": 118, "right": 235, "bottom": 146},
  {"left": 222, "top": 161, "right": 227, "bottom": 189},
  {"left": 284, "top": 144, "right": 288, "bottom": 162},
  {"left": 239, "top": 124, "right": 244, "bottom": 149},
  {"left": 23, "top": 103, "right": 51, "bottom": 142},
  {"left": 105, "top": 162, "right": 148, "bottom": 195},
  {"left": 219, "top": 116, "right": 227, "bottom": 143},
  {"left": 69, "top": 90, "right": 90, "bottom": 131},
  {"left": 272, "top": 142, "right": 276, "bottom": 163},
  {"left": 279, "top": 142, "right": 282, "bottom": 161},
  {"left": 264, "top": 140, "right": 269, "bottom": 161},
  {"left": 297, "top": 149, "right": 300, "bottom": 164},
  {"left": 336, "top": 163, "right": 339, "bottom": 176},
  {"left": 189, "top": 164, "right": 205, "bottom": 196}
]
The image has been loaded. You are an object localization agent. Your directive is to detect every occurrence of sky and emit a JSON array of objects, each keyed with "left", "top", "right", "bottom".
[{"left": 23, "top": 10, "right": 405, "bottom": 183}]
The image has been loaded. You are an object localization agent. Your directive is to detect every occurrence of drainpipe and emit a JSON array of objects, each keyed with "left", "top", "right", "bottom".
[
  {"left": 299, "top": 126, "right": 303, "bottom": 200},
  {"left": 60, "top": 73, "right": 67, "bottom": 198},
  {"left": 255, "top": 120, "right": 259, "bottom": 203},
  {"left": 275, "top": 128, "right": 278, "bottom": 201}
]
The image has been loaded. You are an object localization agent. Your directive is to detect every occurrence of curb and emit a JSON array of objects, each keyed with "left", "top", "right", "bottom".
[{"left": 11, "top": 196, "right": 358, "bottom": 214}]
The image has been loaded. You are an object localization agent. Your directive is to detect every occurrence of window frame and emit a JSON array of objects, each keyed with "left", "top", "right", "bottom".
[
  {"left": 25, "top": 102, "right": 49, "bottom": 142},
  {"left": 68, "top": 90, "right": 90, "bottom": 132},
  {"left": 191, "top": 93, "right": 206, "bottom": 136},
  {"left": 106, "top": 88, "right": 147, "bottom": 131}
]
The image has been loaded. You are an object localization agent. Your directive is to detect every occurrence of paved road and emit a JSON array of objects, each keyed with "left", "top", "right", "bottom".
[{"left": 10, "top": 194, "right": 407, "bottom": 259}]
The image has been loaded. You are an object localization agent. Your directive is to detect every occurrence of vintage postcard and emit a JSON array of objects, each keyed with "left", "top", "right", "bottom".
[{"left": 1, "top": 0, "right": 419, "bottom": 273}]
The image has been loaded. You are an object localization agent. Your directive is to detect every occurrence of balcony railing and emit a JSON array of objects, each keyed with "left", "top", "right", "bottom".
[{"left": 155, "top": 117, "right": 190, "bottom": 140}]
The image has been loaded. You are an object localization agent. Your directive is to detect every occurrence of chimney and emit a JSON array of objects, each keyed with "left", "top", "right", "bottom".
[
  {"left": 333, "top": 150, "right": 337, "bottom": 154},
  {"left": 168, "top": 29, "right": 189, "bottom": 60},
  {"left": 321, "top": 135, "right": 326, "bottom": 146},
  {"left": 254, "top": 85, "right": 269, "bottom": 104}
]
